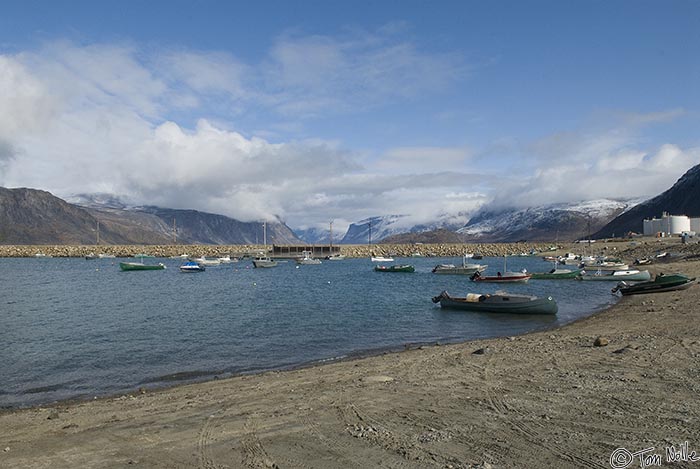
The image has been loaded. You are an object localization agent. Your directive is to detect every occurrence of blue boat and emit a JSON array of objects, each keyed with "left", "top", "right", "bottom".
[{"left": 180, "top": 261, "right": 205, "bottom": 273}]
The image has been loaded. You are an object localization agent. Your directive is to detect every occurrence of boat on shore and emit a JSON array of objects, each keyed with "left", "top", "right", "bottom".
[
  {"left": 432, "top": 253, "right": 487, "bottom": 276},
  {"left": 611, "top": 273, "right": 696, "bottom": 295},
  {"left": 374, "top": 264, "right": 415, "bottom": 273},
  {"left": 432, "top": 290, "right": 558, "bottom": 315},
  {"left": 578, "top": 269, "right": 651, "bottom": 281},
  {"left": 179, "top": 261, "right": 205, "bottom": 273},
  {"left": 119, "top": 261, "right": 166, "bottom": 271}
]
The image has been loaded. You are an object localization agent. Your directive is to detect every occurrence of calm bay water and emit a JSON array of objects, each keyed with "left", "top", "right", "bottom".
[{"left": 1, "top": 255, "right": 617, "bottom": 408}]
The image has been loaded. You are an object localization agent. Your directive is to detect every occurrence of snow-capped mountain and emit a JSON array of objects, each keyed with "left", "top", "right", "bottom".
[
  {"left": 458, "top": 199, "right": 645, "bottom": 242},
  {"left": 338, "top": 213, "right": 469, "bottom": 244}
]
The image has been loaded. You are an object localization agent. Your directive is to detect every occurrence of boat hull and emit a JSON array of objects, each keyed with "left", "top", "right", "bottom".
[
  {"left": 432, "top": 264, "right": 487, "bottom": 275},
  {"left": 530, "top": 269, "right": 581, "bottom": 280},
  {"left": 253, "top": 258, "right": 278, "bottom": 268},
  {"left": 579, "top": 270, "right": 651, "bottom": 281},
  {"left": 432, "top": 291, "right": 557, "bottom": 315},
  {"left": 374, "top": 264, "right": 415, "bottom": 273},
  {"left": 471, "top": 272, "right": 531, "bottom": 283},
  {"left": 119, "top": 262, "right": 166, "bottom": 271},
  {"left": 613, "top": 274, "right": 696, "bottom": 295}
]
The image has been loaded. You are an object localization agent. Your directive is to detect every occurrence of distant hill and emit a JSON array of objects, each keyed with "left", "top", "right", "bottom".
[
  {"left": 0, "top": 187, "right": 302, "bottom": 245},
  {"left": 459, "top": 199, "right": 640, "bottom": 242},
  {"left": 0, "top": 187, "right": 105, "bottom": 244},
  {"left": 594, "top": 164, "right": 700, "bottom": 238}
]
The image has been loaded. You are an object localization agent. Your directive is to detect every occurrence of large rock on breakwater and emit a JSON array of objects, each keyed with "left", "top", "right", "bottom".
[{"left": 0, "top": 243, "right": 568, "bottom": 259}]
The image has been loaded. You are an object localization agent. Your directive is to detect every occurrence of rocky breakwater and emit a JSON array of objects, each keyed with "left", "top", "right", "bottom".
[
  {"left": 0, "top": 242, "right": 569, "bottom": 259},
  {"left": 0, "top": 245, "right": 261, "bottom": 258},
  {"left": 335, "top": 242, "right": 562, "bottom": 258}
]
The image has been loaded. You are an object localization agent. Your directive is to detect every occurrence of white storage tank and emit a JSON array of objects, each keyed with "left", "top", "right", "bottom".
[
  {"left": 668, "top": 215, "right": 690, "bottom": 235},
  {"left": 651, "top": 218, "right": 663, "bottom": 235},
  {"left": 691, "top": 218, "right": 700, "bottom": 233}
]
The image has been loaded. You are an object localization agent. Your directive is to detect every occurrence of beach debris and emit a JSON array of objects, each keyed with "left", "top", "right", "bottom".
[
  {"left": 472, "top": 347, "right": 491, "bottom": 355},
  {"left": 594, "top": 337, "right": 609, "bottom": 347},
  {"left": 3, "top": 447, "right": 9, "bottom": 452},
  {"left": 417, "top": 428, "right": 453, "bottom": 443},
  {"left": 47, "top": 410, "right": 60, "bottom": 420}
]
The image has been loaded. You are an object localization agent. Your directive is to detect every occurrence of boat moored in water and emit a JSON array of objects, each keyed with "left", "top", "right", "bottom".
[
  {"left": 432, "top": 290, "right": 557, "bottom": 315},
  {"left": 119, "top": 262, "right": 166, "bottom": 271},
  {"left": 374, "top": 264, "right": 415, "bottom": 273},
  {"left": 180, "top": 261, "right": 206, "bottom": 272}
]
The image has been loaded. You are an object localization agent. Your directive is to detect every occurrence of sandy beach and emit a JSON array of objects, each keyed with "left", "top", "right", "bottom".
[{"left": 2, "top": 254, "right": 699, "bottom": 468}]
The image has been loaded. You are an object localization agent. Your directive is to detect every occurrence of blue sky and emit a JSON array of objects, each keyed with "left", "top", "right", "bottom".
[{"left": 1, "top": 1, "right": 699, "bottom": 231}]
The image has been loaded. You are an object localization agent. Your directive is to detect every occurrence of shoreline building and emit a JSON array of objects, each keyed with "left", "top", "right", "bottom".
[{"left": 643, "top": 212, "right": 700, "bottom": 236}]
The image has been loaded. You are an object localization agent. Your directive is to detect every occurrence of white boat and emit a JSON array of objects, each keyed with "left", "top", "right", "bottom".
[
  {"left": 433, "top": 253, "right": 488, "bottom": 275},
  {"left": 217, "top": 255, "right": 236, "bottom": 263},
  {"left": 371, "top": 256, "right": 394, "bottom": 262},
  {"left": 180, "top": 261, "right": 205, "bottom": 272},
  {"left": 98, "top": 253, "right": 116, "bottom": 259},
  {"left": 579, "top": 269, "right": 651, "bottom": 281},
  {"left": 191, "top": 257, "right": 221, "bottom": 266},
  {"left": 253, "top": 255, "right": 277, "bottom": 268},
  {"left": 170, "top": 254, "right": 189, "bottom": 259},
  {"left": 296, "top": 251, "right": 322, "bottom": 265},
  {"left": 253, "top": 222, "right": 278, "bottom": 268},
  {"left": 326, "top": 253, "right": 346, "bottom": 261}
]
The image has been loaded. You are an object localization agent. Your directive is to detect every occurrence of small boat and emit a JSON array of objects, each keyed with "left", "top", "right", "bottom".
[
  {"left": 611, "top": 273, "right": 696, "bottom": 295},
  {"left": 470, "top": 271, "right": 531, "bottom": 283},
  {"left": 325, "top": 253, "right": 346, "bottom": 261},
  {"left": 98, "top": 253, "right": 116, "bottom": 259},
  {"left": 432, "top": 253, "right": 487, "bottom": 275},
  {"left": 253, "top": 222, "right": 278, "bottom": 268},
  {"left": 471, "top": 253, "right": 483, "bottom": 260},
  {"left": 217, "top": 255, "right": 238, "bottom": 263},
  {"left": 252, "top": 253, "right": 277, "bottom": 268},
  {"left": 371, "top": 255, "right": 394, "bottom": 262},
  {"left": 119, "top": 262, "right": 166, "bottom": 271},
  {"left": 374, "top": 264, "right": 415, "bottom": 273},
  {"left": 432, "top": 290, "right": 557, "bottom": 315},
  {"left": 191, "top": 257, "right": 221, "bottom": 266},
  {"left": 296, "top": 251, "right": 322, "bottom": 265},
  {"left": 530, "top": 268, "right": 581, "bottom": 280},
  {"left": 531, "top": 259, "right": 580, "bottom": 279},
  {"left": 578, "top": 269, "right": 651, "bottom": 281},
  {"left": 180, "top": 261, "right": 206, "bottom": 272},
  {"left": 85, "top": 253, "right": 98, "bottom": 260},
  {"left": 470, "top": 256, "right": 530, "bottom": 283},
  {"left": 34, "top": 252, "right": 52, "bottom": 258},
  {"left": 170, "top": 254, "right": 189, "bottom": 259}
]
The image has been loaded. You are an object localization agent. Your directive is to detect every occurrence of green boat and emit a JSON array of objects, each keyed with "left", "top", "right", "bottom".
[
  {"left": 531, "top": 268, "right": 581, "bottom": 280},
  {"left": 432, "top": 291, "right": 558, "bottom": 315},
  {"left": 119, "top": 262, "right": 166, "bottom": 271},
  {"left": 612, "top": 273, "right": 696, "bottom": 295},
  {"left": 374, "top": 264, "right": 415, "bottom": 273}
]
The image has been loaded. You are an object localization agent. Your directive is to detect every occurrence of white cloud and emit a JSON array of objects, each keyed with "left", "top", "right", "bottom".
[{"left": 0, "top": 36, "right": 697, "bottom": 236}]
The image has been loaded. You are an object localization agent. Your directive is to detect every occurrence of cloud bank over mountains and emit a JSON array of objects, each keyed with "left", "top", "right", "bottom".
[{"left": 1, "top": 30, "right": 698, "bottom": 234}]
